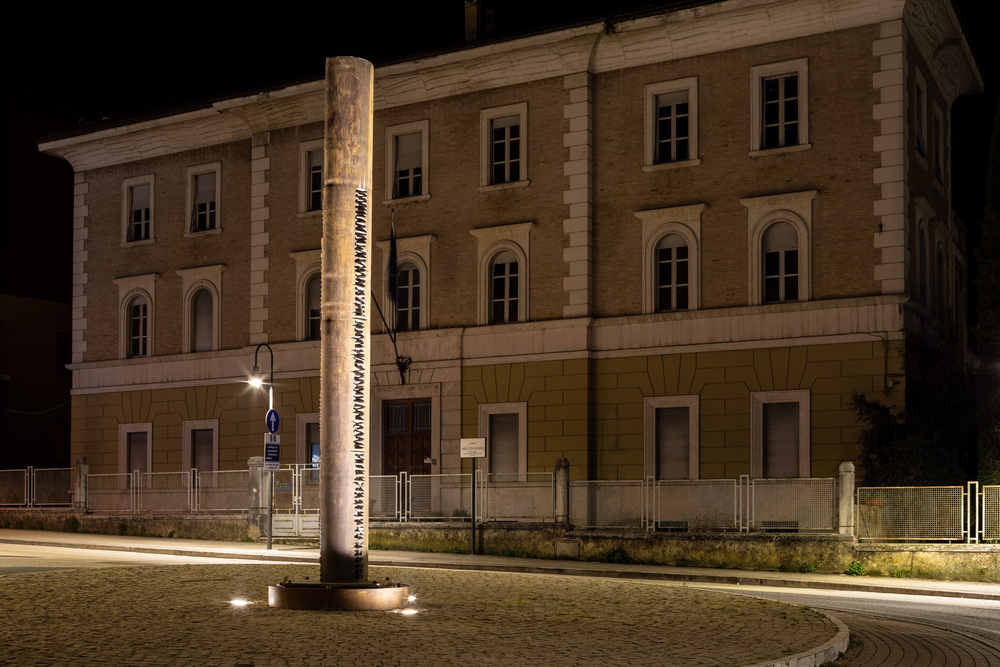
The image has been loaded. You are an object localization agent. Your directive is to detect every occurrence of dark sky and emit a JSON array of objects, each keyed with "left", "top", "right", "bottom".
[{"left": 3, "top": 1, "right": 995, "bottom": 304}]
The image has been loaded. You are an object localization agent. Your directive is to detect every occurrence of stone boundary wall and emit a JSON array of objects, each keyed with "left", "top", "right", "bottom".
[{"left": 2, "top": 510, "right": 995, "bottom": 581}]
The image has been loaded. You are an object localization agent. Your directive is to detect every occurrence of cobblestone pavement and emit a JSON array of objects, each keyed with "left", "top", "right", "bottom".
[
  {"left": 0, "top": 563, "right": 842, "bottom": 666},
  {"left": 830, "top": 613, "right": 1000, "bottom": 666}
]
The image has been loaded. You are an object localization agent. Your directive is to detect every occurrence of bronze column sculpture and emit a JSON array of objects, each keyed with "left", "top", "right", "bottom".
[{"left": 269, "top": 57, "right": 409, "bottom": 610}]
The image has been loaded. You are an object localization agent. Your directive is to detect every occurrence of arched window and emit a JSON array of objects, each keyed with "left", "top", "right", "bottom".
[
  {"left": 191, "top": 289, "right": 213, "bottom": 352},
  {"left": 489, "top": 250, "right": 519, "bottom": 324},
  {"left": 127, "top": 296, "right": 149, "bottom": 358},
  {"left": 394, "top": 261, "right": 421, "bottom": 332},
  {"left": 655, "top": 234, "right": 689, "bottom": 312},
  {"left": 762, "top": 222, "right": 798, "bottom": 303},
  {"left": 306, "top": 273, "right": 321, "bottom": 341}
]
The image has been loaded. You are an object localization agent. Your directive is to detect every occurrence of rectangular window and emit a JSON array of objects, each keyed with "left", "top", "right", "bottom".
[
  {"left": 490, "top": 253, "right": 519, "bottom": 324},
  {"left": 479, "top": 104, "right": 528, "bottom": 189},
  {"left": 915, "top": 71, "right": 927, "bottom": 157},
  {"left": 751, "top": 390, "right": 809, "bottom": 479},
  {"left": 308, "top": 149, "right": 323, "bottom": 211},
  {"left": 490, "top": 115, "right": 520, "bottom": 184},
  {"left": 489, "top": 412, "right": 519, "bottom": 475},
  {"left": 655, "top": 407, "right": 690, "bottom": 480},
  {"left": 394, "top": 132, "right": 423, "bottom": 198},
  {"left": 307, "top": 421, "right": 320, "bottom": 466},
  {"left": 655, "top": 91, "right": 690, "bottom": 164},
  {"left": 182, "top": 420, "right": 218, "bottom": 472},
  {"left": 191, "top": 428, "right": 214, "bottom": 471},
  {"left": 129, "top": 298, "right": 148, "bottom": 358},
  {"left": 186, "top": 163, "right": 221, "bottom": 234},
  {"left": 385, "top": 121, "right": 429, "bottom": 202},
  {"left": 644, "top": 396, "right": 698, "bottom": 480},
  {"left": 193, "top": 173, "right": 216, "bottom": 231},
  {"left": 129, "top": 184, "right": 151, "bottom": 241},
  {"left": 761, "top": 74, "right": 798, "bottom": 149},
  {"left": 750, "top": 60, "right": 808, "bottom": 154},
  {"left": 478, "top": 402, "right": 527, "bottom": 477},
  {"left": 122, "top": 175, "right": 154, "bottom": 244},
  {"left": 118, "top": 423, "right": 152, "bottom": 475},
  {"left": 932, "top": 106, "right": 944, "bottom": 183}
]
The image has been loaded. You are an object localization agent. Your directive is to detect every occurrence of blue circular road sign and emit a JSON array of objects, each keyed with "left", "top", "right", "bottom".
[{"left": 266, "top": 409, "right": 280, "bottom": 434}]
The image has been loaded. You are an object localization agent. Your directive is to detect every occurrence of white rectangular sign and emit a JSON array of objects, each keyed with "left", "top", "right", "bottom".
[
  {"left": 460, "top": 437, "right": 486, "bottom": 458},
  {"left": 264, "top": 433, "right": 281, "bottom": 471}
]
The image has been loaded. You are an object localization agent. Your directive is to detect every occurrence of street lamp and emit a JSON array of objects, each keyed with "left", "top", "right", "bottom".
[{"left": 248, "top": 342, "right": 275, "bottom": 549}]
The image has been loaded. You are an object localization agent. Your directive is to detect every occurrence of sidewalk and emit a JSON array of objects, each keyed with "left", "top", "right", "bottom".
[{"left": 2, "top": 529, "right": 997, "bottom": 601}]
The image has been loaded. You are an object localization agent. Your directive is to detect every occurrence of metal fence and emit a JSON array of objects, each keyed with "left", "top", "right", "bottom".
[
  {"left": 856, "top": 484, "right": 974, "bottom": 542},
  {"left": 985, "top": 486, "right": 999, "bottom": 541},
  {"left": 753, "top": 477, "right": 837, "bottom": 532},
  {"left": 83, "top": 469, "right": 248, "bottom": 515},
  {"left": 569, "top": 480, "right": 645, "bottom": 529},
  {"left": 0, "top": 467, "right": 73, "bottom": 507},
  {"left": 483, "top": 472, "right": 553, "bottom": 522},
  {"left": 651, "top": 478, "right": 738, "bottom": 530},
  {"left": 408, "top": 473, "right": 475, "bottom": 520}
]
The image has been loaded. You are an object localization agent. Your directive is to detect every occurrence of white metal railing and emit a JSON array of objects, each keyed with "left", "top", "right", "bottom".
[
  {"left": 651, "top": 478, "right": 739, "bottom": 531},
  {"left": 483, "top": 472, "right": 554, "bottom": 522},
  {"left": 85, "top": 472, "right": 138, "bottom": 513},
  {"left": 196, "top": 470, "right": 250, "bottom": 513},
  {"left": 140, "top": 471, "right": 192, "bottom": 513},
  {"left": 754, "top": 478, "right": 837, "bottom": 531},
  {"left": 408, "top": 473, "right": 474, "bottom": 520},
  {"left": 569, "top": 480, "right": 645, "bottom": 529}
]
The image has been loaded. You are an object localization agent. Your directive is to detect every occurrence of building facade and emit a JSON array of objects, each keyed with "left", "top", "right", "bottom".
[{"left": 40, "top": 0, "right": 980, "bottom": 486}]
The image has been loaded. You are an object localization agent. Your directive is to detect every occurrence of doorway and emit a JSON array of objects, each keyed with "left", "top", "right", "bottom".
[{"left": 382, "top": 399, "right": 432, "bottom": 475}]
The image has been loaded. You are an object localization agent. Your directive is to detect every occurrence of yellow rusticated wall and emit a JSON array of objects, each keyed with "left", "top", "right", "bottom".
[
  {"left": 71, "top": 377, "right": 320, "bottom": 474},
  {"left": 462, "top": 340, "right": 904, "bottom": 481}
]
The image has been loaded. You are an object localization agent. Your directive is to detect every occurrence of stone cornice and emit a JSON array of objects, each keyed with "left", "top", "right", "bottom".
[{"left": 40, "top": 0, "right": 980, "bottom": 171}]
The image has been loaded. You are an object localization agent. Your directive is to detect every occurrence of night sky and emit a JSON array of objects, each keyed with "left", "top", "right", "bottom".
[{"left": 3, "top": 1, "right": 996, "bottom": 307}]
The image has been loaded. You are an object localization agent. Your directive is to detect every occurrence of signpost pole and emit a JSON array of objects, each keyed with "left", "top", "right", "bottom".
[{"left": 471, "top": 458, "right": 476, "bottom": 555}]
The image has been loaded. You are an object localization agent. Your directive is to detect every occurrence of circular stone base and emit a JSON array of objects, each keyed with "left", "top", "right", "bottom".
[{"left": 268, "top": 580, "right": 411, "bottom": 611}]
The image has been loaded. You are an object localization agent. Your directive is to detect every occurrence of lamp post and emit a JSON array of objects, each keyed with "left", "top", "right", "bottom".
[{"left": 248, "top": 342, "right": 275, "bottom": 549}]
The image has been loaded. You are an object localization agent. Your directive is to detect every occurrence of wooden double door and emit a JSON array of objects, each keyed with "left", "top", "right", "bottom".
[{"left": 382, "top": 399, "right": 432, "bottom": 476}]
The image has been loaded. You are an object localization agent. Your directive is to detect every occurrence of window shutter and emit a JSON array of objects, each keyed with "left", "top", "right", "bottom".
[
  {"left": 656, "top": 406, "right": 690, "bottom": 480},
  {"left": 762, "top": 402, "right": 799, "bottom": 478},
  {"left": 395, "top": 133, "right": 421, "bottom": 171},
  {"left": 763, "top": 222, "right": 797, "bottom": 252}
]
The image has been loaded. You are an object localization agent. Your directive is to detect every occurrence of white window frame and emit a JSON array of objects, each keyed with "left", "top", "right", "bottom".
[
  {"left": 384, "top": 120, "right": 430, "bottom": 203},
  {"left": 470, "top": 222, "right": 533, "bottom": 326},
  {"left": 295, "top": 412, "right": 320, "bottom": 466},
  {"left": 113, "top": 273, "right": 158, "bottom": 359},
  {"left": 375, "top": 234, "right": 434, "bottom": 333},
  {"left": 121, "top": 174, "right": 155, "bottom": 245},
  {"left": 299, "top": 139, "right": 324, "bottom": 215},
  {"left": 479, "top": 103, "right": 529, "bottom": 191},
  {"left": 644, "top": 396, "right": 699, "bottom": 480},
  {"left": 742, "top": 191, "right": 816, "bottom": 305},
  {"left": 751, "top": 390, "right": 810, "bottom": 479},
  {"left": 290, "top": 249, "right": 321, "bottom": 341},
  {"left": 182, "top": 419, "right": 219, "bottom": 472},
  {"left": 118, "top": 423, "right": 153, "bottom": 474},
  {"left": 635, "top": 204, "right": 704, "bottom": 313},
  {"left": 750, "top": 59, "right": 809, "bottom": 155},
  {"left": 176, "top": 265, "right": 224, "bottom": 353},
  {"left": 185, "top": 162, "right": 221, "bottom": 236},
  {"left": 478, "top": 402, "right": 528, "bottom": 476},
  {"left": 643, "top": 77, "right": 699, "bottom": 170}
]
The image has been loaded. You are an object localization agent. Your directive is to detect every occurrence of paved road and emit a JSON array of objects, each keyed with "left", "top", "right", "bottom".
[
  {"left": 687, "top": 583, "right": 1000, "bottom": 666},
  {"left": 4, "top": 530, "right": 999, "bottom": 666}
]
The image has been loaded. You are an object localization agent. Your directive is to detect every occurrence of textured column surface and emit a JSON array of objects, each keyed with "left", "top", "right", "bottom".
[{"left": 319, "top": 57, "right": 374, "bottom": 583}]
